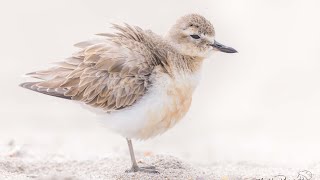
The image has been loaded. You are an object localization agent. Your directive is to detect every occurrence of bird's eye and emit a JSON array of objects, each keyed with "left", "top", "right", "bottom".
[{"left": 190, "top": 35, "right": 200, "bottom": 39}]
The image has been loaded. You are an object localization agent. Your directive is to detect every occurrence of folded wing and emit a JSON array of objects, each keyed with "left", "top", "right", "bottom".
[{"left": 20, "top": 24, "right": 162, "bottom": 111}]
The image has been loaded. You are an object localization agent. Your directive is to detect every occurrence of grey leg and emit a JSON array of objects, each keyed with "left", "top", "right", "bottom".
[
  {"left": 125, "top": 138, "right": 159, "bottom": 173},
  {"left": 127, "top": 138, "right": 139, "bottom": 170}
]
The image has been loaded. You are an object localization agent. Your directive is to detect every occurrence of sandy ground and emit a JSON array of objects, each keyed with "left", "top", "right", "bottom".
[
  {"left": 0, "top": 142, "right": 318, "bottom": 180},
  {"left": 1, "top": 156, "right": 318, "bottom": 180}
]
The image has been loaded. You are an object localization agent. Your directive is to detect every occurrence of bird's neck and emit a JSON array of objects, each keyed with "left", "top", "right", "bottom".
[{"left": 170, "top": 54, "right": 204, "bottom": 76}]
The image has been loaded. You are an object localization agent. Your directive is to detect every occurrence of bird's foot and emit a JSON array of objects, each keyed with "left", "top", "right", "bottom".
[{"left": 125, "top": 165, "right": 159, "bottom": 174}]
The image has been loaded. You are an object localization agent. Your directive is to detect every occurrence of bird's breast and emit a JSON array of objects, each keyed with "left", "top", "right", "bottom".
[{"left": 137, "top": 71, "right": 201, "bottom": 139}]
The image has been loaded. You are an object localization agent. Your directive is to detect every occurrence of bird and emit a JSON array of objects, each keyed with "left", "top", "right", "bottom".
[{"left": 20, "top": 14, "right": 237, "bottom": 173}]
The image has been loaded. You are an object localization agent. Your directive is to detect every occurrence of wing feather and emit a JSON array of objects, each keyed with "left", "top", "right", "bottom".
[{"left": 20, "top": 23, "right": 167, "bottom": 111}]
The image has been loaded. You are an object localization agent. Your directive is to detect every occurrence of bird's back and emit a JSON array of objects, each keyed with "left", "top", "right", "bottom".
[{"left": 20, "top": 24, "right": 172, "bottom": 112}]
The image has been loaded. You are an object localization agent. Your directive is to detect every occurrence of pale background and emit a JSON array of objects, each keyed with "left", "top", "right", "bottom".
[{"left": 0, "top": 0, "right": 320, "bottom": 168}]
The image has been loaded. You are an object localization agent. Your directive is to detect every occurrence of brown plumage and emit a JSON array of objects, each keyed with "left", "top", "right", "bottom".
[
  {"left": 20, "top": 23, "right": 172, "bottom": 111},
  {"left": 20, "top": 15, "right": 220, "bottom": 112}
]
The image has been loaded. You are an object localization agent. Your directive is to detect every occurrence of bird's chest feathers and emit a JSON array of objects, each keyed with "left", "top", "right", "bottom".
[
  {"left": 138, "top": 72, "right": 200, "bottom": 139},
  {"left": 164, "top": 75, "right": 196, "bottom": 122},
  {"left": 167, "top": 72, "right": 200, "bottom": 105}
]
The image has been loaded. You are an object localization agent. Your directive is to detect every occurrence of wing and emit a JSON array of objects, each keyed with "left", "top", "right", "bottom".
[{"left": 20, "top": 24, "right": 166, "bottom": 111}]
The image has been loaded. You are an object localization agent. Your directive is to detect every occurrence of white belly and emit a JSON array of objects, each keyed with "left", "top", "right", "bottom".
[{"left": 94, "top": 72, "right": 200, "bottom": 140}]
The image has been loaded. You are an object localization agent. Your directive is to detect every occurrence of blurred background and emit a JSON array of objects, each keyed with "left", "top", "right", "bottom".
[{"left": 0, "top": 0, "right": 319, "bottom": 167}]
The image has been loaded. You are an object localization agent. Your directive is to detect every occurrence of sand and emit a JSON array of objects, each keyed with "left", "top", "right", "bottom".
[{"left": 1, "top": 147, "right": 319, "bottom": 180}]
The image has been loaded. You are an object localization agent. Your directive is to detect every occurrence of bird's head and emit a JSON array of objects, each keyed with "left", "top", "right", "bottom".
[{"left": 167, "top": 14, "right": 237, "bottom": 58}]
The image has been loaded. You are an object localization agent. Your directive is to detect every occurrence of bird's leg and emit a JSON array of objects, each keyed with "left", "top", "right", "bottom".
[
  {"left": 126, "top": 138, "right": 139, "bottom": 170},
  {"left": 125, "top": 138, "right": 159, "bottom": 173}
]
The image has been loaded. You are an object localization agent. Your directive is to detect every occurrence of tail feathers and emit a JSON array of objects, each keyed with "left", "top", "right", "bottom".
[{"left": 19, "top": 82, "right": 71, "bottom": 100}]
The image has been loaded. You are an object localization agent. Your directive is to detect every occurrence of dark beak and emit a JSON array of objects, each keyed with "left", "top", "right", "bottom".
[{"left": 211, "top": 40, "right": 238, "bottom": 53}]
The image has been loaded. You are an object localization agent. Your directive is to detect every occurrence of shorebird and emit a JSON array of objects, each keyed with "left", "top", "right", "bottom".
[{"left": 20, "top": 14, "right": 237, "bottom": 173}]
